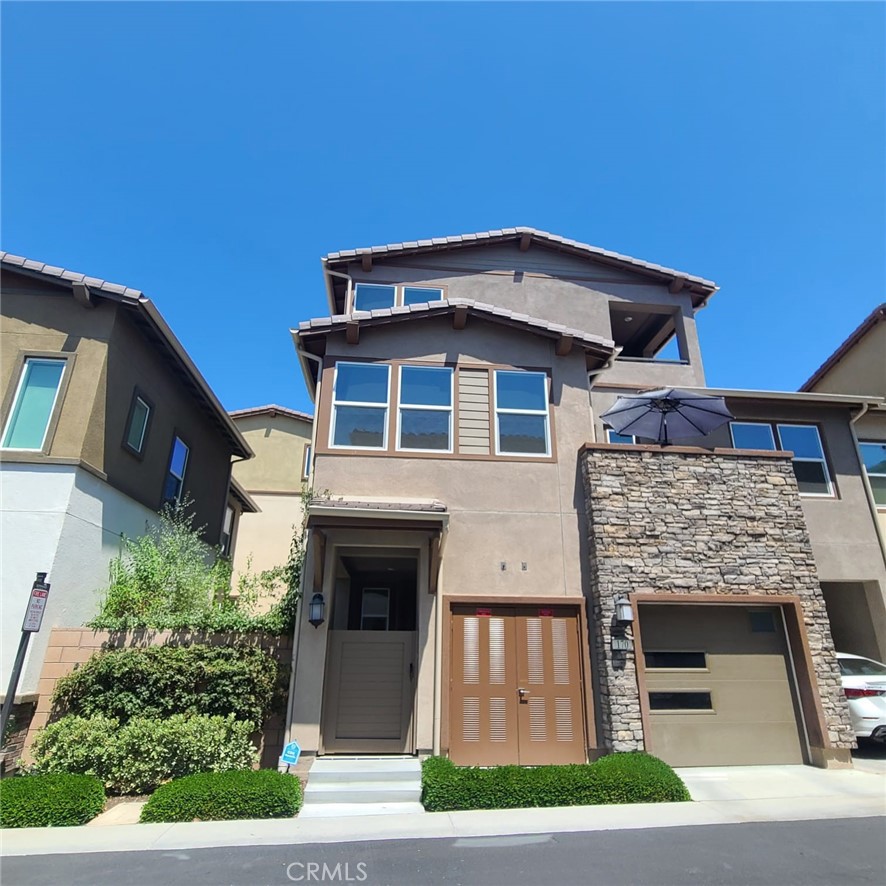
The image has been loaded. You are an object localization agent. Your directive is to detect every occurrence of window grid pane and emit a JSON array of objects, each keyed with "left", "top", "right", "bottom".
[
  {"left": 402, "top": 287, "right": 444, "bottom": 306},
  {"left": 354, "top": 284, "right": 396, "bottom": 311},
  {"left": 776, "top": 424, "right": 831, "bottom": 495},
  {"left": 494, "top": 371, "right": 550, "bottom": 456},
  {"left": 331, "top": 363, "right": 390, "bottom": 450},
  {"left": 125, "top": 397, "right": 151, "bottom": 452},
  {"left": 2, "top": 359, "right": 66, "bottom": 450},
  {"left": 730, "top": 422, "right": 776, "bottom": 451}
]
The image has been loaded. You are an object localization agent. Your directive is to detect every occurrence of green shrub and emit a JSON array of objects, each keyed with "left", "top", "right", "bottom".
[
  {"left": 421, "top": 752, "right": 690, "bottom": 812},
  {"left": 30, "top": 714, "right": 258, "bottom": 795},
  {"left": 52, "top": 644, "right": 278, "bottom": 725},
  {"left": 0, "top": 773, "right": 105, "bottom": 828},
  {"left": 140, "top": 769, "right": 301, "bottom": 822}
]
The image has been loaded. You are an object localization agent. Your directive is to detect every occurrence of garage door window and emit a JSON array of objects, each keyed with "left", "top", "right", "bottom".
[
  {"left": 644, "top": 651, "right": 707, "bottom": 669},
  {"left": 749, "top": 610, "right": 777, "bottom": 632},
  {"left": 649, "top": 691, "right": 713, "bottom": 711}
]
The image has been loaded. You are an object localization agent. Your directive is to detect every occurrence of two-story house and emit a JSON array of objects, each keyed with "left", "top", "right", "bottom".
[
  {"left": 0, "top": 253, "right": 254, "bottom": 697},
  {"left": 284, "top": 228, "right": 881, "bottom": 773}
]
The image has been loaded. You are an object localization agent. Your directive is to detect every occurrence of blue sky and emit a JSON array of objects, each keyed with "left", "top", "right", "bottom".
[{"left": 2, "top": 2, "right": 883, "bottom": 415}]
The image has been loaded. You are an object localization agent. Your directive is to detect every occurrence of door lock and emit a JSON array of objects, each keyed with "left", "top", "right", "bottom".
[{"left": 517, "top": 687, "right": 529, "bottom": 700}]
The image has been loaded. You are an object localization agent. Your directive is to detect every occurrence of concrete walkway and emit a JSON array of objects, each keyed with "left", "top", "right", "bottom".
[{"left": 2, "top": 764, "right": 883, "bottom": 858}]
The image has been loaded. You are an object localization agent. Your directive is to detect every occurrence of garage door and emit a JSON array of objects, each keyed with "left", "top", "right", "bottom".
[
  {"left": 639, "top": 604, "right": 806, "bottom": 767},
  {"left": 449, "top": 604, "right": 587, "bottom": 766}
]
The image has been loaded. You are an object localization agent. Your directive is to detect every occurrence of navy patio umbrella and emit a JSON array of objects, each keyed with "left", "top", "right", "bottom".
[{"left": 600, "top": 388, "right": 733, "bottom": 445}]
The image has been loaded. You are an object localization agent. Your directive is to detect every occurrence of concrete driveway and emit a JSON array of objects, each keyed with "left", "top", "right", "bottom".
[{"left": 852, "top": 738, "right": 886, "bottom": 774}]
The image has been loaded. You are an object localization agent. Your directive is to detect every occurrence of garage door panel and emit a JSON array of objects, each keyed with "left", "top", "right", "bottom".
[{"left": 640, "top": 604, "right": 806, "bottom": 767}]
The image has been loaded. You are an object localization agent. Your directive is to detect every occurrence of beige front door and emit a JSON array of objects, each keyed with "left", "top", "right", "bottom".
[
  {"left": 322, "top": 631, "right": 415, "bottom": 754},
  {"left": 449, "top": 604, "right": 587, "bottom": 766},
  {"left": 640, "top": 604, "right": 806, "bottom": 767}
]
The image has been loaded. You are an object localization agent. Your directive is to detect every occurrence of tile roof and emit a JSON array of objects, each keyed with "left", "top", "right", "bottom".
[
  {"left": 800, "top": 303, "right": 886, "bottom": 392},
  {"left": 296, "top": 298, "right": 616, "bottom": 355},
  {"left": 229, "top": 404, "right": 314, "bottom": 423},
  {"left": 323, "top": 226, "right": 717, "bottom": 292},
  {"left": 1, "top": 251, "right": 144, "bottom": 299}
]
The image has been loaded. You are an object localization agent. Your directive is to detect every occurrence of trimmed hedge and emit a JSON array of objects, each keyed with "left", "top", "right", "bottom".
[
  {"left": 52, "top": 644, "right": 278, "bottom": 725},
  {"left": 0, "top": 773, "right": 105, "bottom": 828},
  {"left": 30, "top": 714, "right": 257, "bottom": 795},
  {"left": 421, "top": 753, "right": 690, "bottom": 812},
  {"left": 141, "top": 770, "right": 302, "bottom": 822}
]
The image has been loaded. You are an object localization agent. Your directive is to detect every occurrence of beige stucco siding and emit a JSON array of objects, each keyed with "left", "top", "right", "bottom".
[
  {"left": 807, "top": 322, "right": 886, "bottom": 398},
  {"left": 232, "top": 414, "right": 312, "bottom": 493}
]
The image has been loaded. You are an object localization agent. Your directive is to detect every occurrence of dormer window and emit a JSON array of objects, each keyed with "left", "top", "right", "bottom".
[{"left": 353, "top": 283, "right": 444, "bottom": 312}]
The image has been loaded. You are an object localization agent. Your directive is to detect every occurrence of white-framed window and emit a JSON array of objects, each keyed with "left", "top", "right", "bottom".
[
  {"left": 162, "top": 436, "right": 190, "bottom": 505},
  {"left": 123, "top": 392, "right": 152, "bottom": 455},
  {"left": 776, "top": 424, "right": 833, "bottom": 497},
  {"left": 493, "top": 370, "right": 551, "bottom": 456},
  {"left": 329, "top": 362, "right": 391, "bottom": 450},
  {"left": 606, "top": 427, "right": 636, "bottom": 445},
  {"left": 729, "top": 421, "right": 777, "bottom": 452},
  {"left": 361, "top": 587, "right": 390, "bottom": 631},
  {"left": 397, "top": 365, "right": 453, "bottom": 452},
  {"left": 1, "top": 357, "right": 67, "bottom": 451},
  {"left": 353, "top": 283, "right": 444, "bottom": 312},
  {"left": 220, "top": 505, "right": 235, "bottom": 556},
  {"left": 302, "top": 444, "right": 312, "bottom": 480},
  {"left": 859, "top": 441, "right": 886, "bottom": 508}
]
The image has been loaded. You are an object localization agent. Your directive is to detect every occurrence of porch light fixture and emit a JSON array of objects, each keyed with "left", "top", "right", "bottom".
[
  {"left": 614, "top": 597, "right": 634, "bottom": 626},
  {"left": 308, "top": 593, "right": 326, "bottom": 628}
]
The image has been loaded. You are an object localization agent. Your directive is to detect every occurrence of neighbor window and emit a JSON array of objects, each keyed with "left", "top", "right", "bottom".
[
  {"left": 123, "top": 392, "right": 152, "bottom": 455},
  {"left": 776, "top": 424, "right": 832, "bottom": 496},
  {"left": 494, "top": 371, "right": 551, "bottom": 456},
  {"left": 1, "top": 357, "right": 67, "bottom": 451},
  {"left": 220, "top": 505, "right": 235, "bottom": 556},
  {"left": 397, "top": 366, "right": 453, "bottom": 452},
  {"left": 606, "top": 427, "right": 636, "bottom": 445},
  {"left": 361, "top": 588, "right": 390, "bottom": 631},
  {"left": 729, "top": 421, "right": 833, "bottom": 496},
  {"left": 302, "top": 444, "right": 312, "bottom": 480},
  {"left": 330, "top": 362, "right": 391, "bottom": 449},
  {"left": 162, "top": 436, "right": 189, "bottom": 504},
  {"left": 353, "top": 283, "right": 444, "bottom": 311},
  {"left": 859, "top": 442, "right": 886, "bottom": 507}
]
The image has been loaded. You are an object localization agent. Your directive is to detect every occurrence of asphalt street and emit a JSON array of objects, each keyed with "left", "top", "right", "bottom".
[{"left": 2, "top": 817, "right": 884, "bottom": 886}]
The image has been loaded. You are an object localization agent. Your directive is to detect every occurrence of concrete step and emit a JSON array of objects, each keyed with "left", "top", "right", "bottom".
[
  {"left": 307, "top": 758, "right": 421, "bottom": 784},
  {"left": 298, "top": 801, "right": 425, "bottom": 818},
  {"left": 303, "top": 781, "right": 421, "bottom": 805}
]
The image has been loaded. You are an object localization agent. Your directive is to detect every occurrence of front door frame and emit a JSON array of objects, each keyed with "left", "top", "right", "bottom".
[{"left": 441, "top": 594, "right": 597, "bottom": 761}]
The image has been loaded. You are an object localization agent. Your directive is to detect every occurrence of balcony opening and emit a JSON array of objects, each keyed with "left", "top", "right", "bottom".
[{"left": 609, "top": 304, "right": 688, "bottom": 363}]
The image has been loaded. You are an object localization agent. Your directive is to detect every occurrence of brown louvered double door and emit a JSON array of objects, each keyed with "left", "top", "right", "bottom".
[{"left": 449, "top": 604, "right": 586, "bottom": 765}]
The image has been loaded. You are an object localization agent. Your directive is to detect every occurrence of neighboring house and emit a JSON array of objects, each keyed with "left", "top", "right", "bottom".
[
  {"left": 799, "top": 304, "right": 886, "bottom": 663},
  {"left": 229, "top": 405, "right": 314, "bottom": 600},
  {"left": 285, "top": 227, "right": 884, "bottom": 771},
  {"left": 0, "top": 252, "right": 254, "bottom": 695}
]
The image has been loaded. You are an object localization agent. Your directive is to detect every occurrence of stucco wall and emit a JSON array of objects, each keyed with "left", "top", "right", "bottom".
[
  {"left": 232, "top": 414, "right": 312, "bottom": 494},
  {"left": 581, "top": 445, "right": 854, "bottom": 758},
  {"left": 0, "top": 463, "right": 158, "bottom": 693}
]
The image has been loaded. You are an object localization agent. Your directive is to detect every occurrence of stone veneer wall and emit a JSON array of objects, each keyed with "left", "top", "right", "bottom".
[
  {"left": 23, "top": 628, "right": 292, "bottom": 768},
  {"left": 581, "top": 444, "right": 854, "bottom": 755}
]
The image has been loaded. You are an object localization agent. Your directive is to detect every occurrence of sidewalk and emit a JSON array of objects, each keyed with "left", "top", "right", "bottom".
[{"left": 2, "top": 765, "right": 883, "bottom": 858}]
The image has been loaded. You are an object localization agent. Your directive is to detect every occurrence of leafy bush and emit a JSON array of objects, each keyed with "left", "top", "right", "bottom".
[
  {"left": 88, "top": 495, "right": 305, "bottom": 635},
  {"left": 140, "top": 769, "right": 301, "bottom": 822},
  {"left": 52, "top": 644, "right": 278, "bottom": 725},
  {"left": 0, "top": 773, "right": 105, "bottom": 828},
  {"left": 421, "top": 753, "right": 690, "bottom": 812},
  {"left": 30, "top": 714, "right": 258, "bottom": 794}
]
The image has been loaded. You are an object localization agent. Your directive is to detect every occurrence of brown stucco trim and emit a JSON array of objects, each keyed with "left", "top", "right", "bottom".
[
  {"left": 0, "top": 453, "right": 108, "bottom": 481},
  {"left": 440, "top": 595, "right": 593, "bottom": 760},
  {"left": 0, "top": 350, "right": 77, "bottom": 456},
  {"left": 580, "top": 442, "right": 797, "bottom": 459},
  {"left": 630, "top": 594, "right": 832, "bottom": 763}
]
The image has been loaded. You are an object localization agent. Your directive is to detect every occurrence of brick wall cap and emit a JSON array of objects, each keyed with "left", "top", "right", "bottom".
[{"left": 580, "top": 442, "right": 795, "bottom": 459}]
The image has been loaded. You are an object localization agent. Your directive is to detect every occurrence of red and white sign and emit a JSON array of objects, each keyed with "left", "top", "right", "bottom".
[{"left": 22, "top": 587, "right": 49, "bottom": 633}]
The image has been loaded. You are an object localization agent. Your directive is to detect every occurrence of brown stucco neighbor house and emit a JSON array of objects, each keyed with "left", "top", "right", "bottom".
[
  {"left": 283, "top": 227, "right": 885, "bottom": 772},
  {"left": 0, "top": 252, "right": 255, "bottom": 697}
]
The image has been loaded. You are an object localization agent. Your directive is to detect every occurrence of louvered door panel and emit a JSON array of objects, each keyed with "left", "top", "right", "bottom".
[{"left": 449, "top": 606, "right": 519, "bottom": 765}]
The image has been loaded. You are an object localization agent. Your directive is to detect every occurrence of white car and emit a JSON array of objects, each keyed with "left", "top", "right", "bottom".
[{"left": 837, "top": 653, "right": 886, "bottom": 742}]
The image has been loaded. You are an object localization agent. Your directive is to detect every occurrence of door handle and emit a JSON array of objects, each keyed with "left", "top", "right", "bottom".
[{"left": 518, "top": 687, "right": 529, "bottom": 700}]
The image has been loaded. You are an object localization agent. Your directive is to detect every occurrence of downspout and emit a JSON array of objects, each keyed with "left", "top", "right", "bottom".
[
  {"left": 586, "top": 347, "right": 622, "bottom": 443},
  {"left": 326, "top": 268, "right": 355, "bottom": 315},
  {"left": 850, "top": 403, "right": 886, "bottom": 567},
  {"left": 432, "top": 523, "right": 449, "bottom": 757}
]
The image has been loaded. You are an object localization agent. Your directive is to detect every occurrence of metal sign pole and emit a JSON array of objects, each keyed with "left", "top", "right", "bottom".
[{"left": 0, "top": 572, "right": 51, "bottom": 743}]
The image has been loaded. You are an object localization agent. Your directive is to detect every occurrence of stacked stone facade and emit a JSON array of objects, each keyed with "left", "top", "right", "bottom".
[{"left": 581, "top": 444, "right": 854, "bottom": 755}]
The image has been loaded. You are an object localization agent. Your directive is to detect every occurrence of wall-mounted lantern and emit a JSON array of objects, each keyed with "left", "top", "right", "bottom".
[
  {"left": 614, "top": 596, "right": 634, "bottom": 626},
  {"left": 308, "top": 592, "right": 326, "bottom": 628}
]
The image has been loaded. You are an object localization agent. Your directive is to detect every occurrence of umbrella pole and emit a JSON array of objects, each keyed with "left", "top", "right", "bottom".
[{"left": 663, "top": 414, "right": 669, "bottom": 446}]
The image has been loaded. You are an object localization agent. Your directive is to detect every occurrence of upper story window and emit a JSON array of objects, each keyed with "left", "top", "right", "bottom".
[
  {"left": 397, "top": 366, "right": 453, "bottom": 452},
  {"left": 859, "top": 442, "right": 886, "bottom": 508},
  {"left": 1, "top": 357, "right": 67, "bottom": 451},
  {"left": 606, "top": 427, "right": 636, "bottom": 445},
  {"left": 220, "top": 505, "right": 235, "bottom": 556},
  {"left": 353, "top": 283, "right": 444, "bottom": 312},
  {"left": 302, "top": 443, "right": 312, "bottom": 480},
  {"left": 494, "top": 370, "right": 551, "bottom": 456},
  {"left": 123, "top": 390, "right": 152, "bottom": 456},
  {"left": 330, "top": 362, "right": 391, "bottom": 449},
  {"left": 729, "top": 421, "right": 833, "bottom": 497},
  {"left": 162, "top": 435, "right": 190, "bottom": 505}
]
